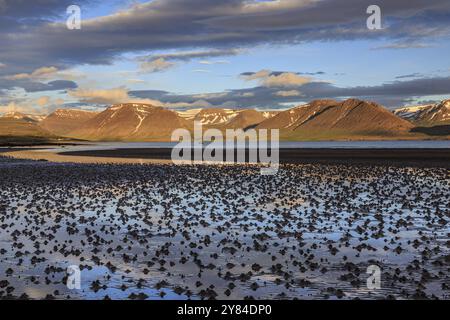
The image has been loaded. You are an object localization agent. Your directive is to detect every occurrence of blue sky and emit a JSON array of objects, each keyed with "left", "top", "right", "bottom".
[{"left": 1, "top": 0, "right": 450, "bottom": 114}]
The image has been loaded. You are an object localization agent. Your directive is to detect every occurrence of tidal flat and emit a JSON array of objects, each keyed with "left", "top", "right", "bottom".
[{"left": 0, "top": 157, "right": 449, "bottom": 300}]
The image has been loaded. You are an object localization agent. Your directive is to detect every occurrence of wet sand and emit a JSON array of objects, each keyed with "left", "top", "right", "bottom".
[
  {"left": 0, "top": 149, "right": 172, "bottom": 165},
  {"left": 2, "top": 147, "right": 450, "bottom": 167},
  {"left": 0, "top": 156, "right": 448, "bottom": 300}
]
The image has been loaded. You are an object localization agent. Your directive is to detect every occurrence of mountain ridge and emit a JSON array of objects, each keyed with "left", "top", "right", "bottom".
[
  {"left": 1, "top": 99, "right": 449, "bottom": 142},
  {"left": 393, "top": 99, "right": 450, "bottom": 126}
]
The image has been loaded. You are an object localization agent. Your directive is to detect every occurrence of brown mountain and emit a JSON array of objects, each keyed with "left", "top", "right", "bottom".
[
  {"left": 257, "top": 99, "right": 415, "bottom": 140},
  {"left": 193, "top": 108, "right": 238, "bottom": 126},
  {"left": 180, "top": 108, "right": 278, "bottom": 130},
  {"left": 67, "top": 103, "right": 192, "bottom": 141},
  {"left": 1, "top": 112, "right": 40, "bottom": 123},
  {"left": 394, "top": 100, "right": 450, "bottom": 126},
  {"left": 0, "top": 114, "right": 56, "bottom": 143},
  {"left": 220, "top": 109, "right": 267, "bottom": 130},
  {"left": 40, "top": 109, "right": 98, "bottom": 136}
]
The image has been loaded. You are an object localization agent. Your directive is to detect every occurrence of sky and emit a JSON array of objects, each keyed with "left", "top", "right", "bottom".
[{"left": 0, "top": 0, "right": 450, "bottom": 115}]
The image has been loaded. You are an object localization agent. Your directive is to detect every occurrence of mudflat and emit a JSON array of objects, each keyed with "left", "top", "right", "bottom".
[
  {"left": 0, "top": 156, "right": 448, "bottom": 299},
  {"left": 57, "top": 148, "right": 450, "bottom": 167}
]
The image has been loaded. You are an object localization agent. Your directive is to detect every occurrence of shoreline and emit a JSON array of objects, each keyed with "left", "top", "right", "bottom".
[{"left": 1, "top": 147, "right": 449, "bottom": 167}]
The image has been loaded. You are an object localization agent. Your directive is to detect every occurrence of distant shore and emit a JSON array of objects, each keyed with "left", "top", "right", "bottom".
[
  {"left": 2, "top": 147, "right": 449, "bottom": 167},
  {"left": 61, "top": 148, "right": 450, "bottom": 167}
]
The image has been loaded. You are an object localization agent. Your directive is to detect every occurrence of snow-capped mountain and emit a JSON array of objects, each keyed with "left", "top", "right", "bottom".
[
  {"left": 394, "top": 100, "right": 450, "bottom": 126},
  {"left": 0, "top": 112, "right": 55, "bottom": 139},
  {"left": 67, "top": 103, "right": 192, "bottom": 141},
  {"left": 192, "top": 108, "right": 239, "bottom": 125},
  {"left": 257, "top": 99, "right": 414, "bottom": 139},
  {"left": 177, "top": 108, "right": 278, "bottom": 128},
  {"left": 1, "top": 111, "right": 45, "bottom": 123}
]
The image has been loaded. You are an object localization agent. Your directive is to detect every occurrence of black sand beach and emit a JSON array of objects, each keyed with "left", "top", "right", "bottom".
[{"left": 60, "top": 148, "right": 450, "bottom": 167}]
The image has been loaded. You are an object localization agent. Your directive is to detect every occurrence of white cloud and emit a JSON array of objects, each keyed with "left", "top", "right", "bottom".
[
  {"left": 242, "top": 70, "right": 311, "bottom": 88},
  {"left": 275, "top": 90, "right": 302, "bottom": 97},
  {"left": 126, "top": 78, "right": 146, "bottom": 84},
  {"left": 192, "top": 92, "right": 229, "bottom": 100},
  {"left": 139, "top": 58, "right": 175, "bottom": 73},
  {"left": 242, "top": 70, "right": 271, "bottom": 81},
  {"left": 264, "top": 73, "right": 310, "bottom": 88},
  {"left": 0, "top": 95, "right": 58, "bottom": 115},
  {"left": 166, "top": 99, "right": 213, "bottom": 109},
  {"left": 137, "top": 49, "right": 241, "bottom": 73},
  {"left": 199, "top": 60, "right": 230, "bottom": 65},
  {"left": 68, "top": 87, "right": 163, "bottom": 106},
  {"left": 0, "top": 102, "right": 28, "bottom": 114},
  {"left": 5, "top": 66, "right": 59, "bottom": 80},
  {"left": 37, "top": 96, "right": 51, "bottom": 106}
]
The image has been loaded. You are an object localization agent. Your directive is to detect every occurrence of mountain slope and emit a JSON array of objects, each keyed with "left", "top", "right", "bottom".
[
  {"left": 257, "top": 99, "right": 415, "bottom": 140},
  {"left": 1, "top": 112, "right": 41, "bottom": 123},
  {"left": 0, "top": 117, "right": 57, "bottom": 143},
  {"left": 68, "top": 103, "right": 192, "bottom": 141},
  {"left": 40, "top": 109, "right": 98, "bottom": 136},
  {"left": 219, "top": 109, "right": 267, "bottom": 130},
  {"left": 193, "top": 108, "right": 238, "bottom": 126},
  {"left": 178, "top": 108, "right": 278, "bottom": 129},
  {"left": 394, "top": 100, "right": 450, "bottom": 126}
]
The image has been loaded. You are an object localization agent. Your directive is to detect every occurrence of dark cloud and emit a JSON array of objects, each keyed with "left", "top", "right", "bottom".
[
  {"left": 0, "top": 0, "right": 94, "bottom": 18},
  {"left": 25, "top": 80, "right": 78, "bottom": 92},
  {"left": 141, "top": 49, "right": 242, "bottom": 62},
  {"left": 0, "top": 78, "right": 78, "bottom": 93},
  {"left": 1, "top": 0, "right": 449, "bottom": 75},
  {"left": 241, "top": 71, "right": 325, "bottom": 77},
  {"left": 300, "top": 71, "right": 326, "bottom": 76},
  {"left": 395, "top": 73, "right": 423, "bottom": 79},
  {"left": 130, "top": 76, "right": 450, "bottom": 109}
]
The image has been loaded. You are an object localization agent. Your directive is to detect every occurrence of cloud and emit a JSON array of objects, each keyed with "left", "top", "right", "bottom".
[
  {"left": 275, "top": 90, "right": 302, "bottom": 97},
  {"left": 264, "top": 73, "right": 311, "bottom": 88},
  {"left": 126, "top": 78, "right": 146, "bottom": 84},
  {"left": 0, "top": 94, "right": 64, "bottom": 115},
  {"left": 5, "top": 66, "right": 59, "bottom": 80},
  {"left": 130, "top": 75, "right": 450, "bottom": 109},
  {"left": 138, "top": 48, "right": 241, "bottom": 73},
  {"left": 0, "top": 102, "right": 31, "bottom": 115},
  {"left": 142, "top": 49, "right": 242, "bottom": 62},
  {"left": 373, "top": 42, "right": 432, "bottom": 50},
  {"left": 395, "top": 73, "right": 423, "bottom": 79},
  {"left": 23, "top": 80, "right": 78, "bottom": 92},
  {"left": 0, "top": 0, "right": 93, "bottom": 19},
  {"left": 199, "top": 60, "right": 230, "bottom": 65},
  {"left": 242, "top": 70, "right": 311, "bottom": 88},
  {"left": 192, "top": 69, "right": 211, "bottom": 73},
  {"left": 68, "top": 87, "right": 163, "bottom": 106},
  {"left": 36, "top": 96, "right": 50, "bottom": 107},
  {"left": 139, "top": 58, "right": 175, "bottom": 73},
  {"left": 166, "top": 99, "right": 214, "bottom": 109},
  {"left": 1, "top": 0, "right": 449, "bottom": 74}
]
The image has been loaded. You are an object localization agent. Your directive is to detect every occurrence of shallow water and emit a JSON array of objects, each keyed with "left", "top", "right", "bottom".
[
  {"left": 22, "top": 139, "right": 450, "bottom": 155},
  {"left": 0, "top": 158, "right": 449, "bottom": 300}
]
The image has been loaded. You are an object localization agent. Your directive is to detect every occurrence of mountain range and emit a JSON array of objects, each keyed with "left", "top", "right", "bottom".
[
  {"left": 0, "top": 112, "right": 56, "bottom": 144},
  {"left": 393, "top": 100, "right": 450, "bottom": 126},
  {"left": 1, "top": 99, "right": 449, "bottom": 142}
]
